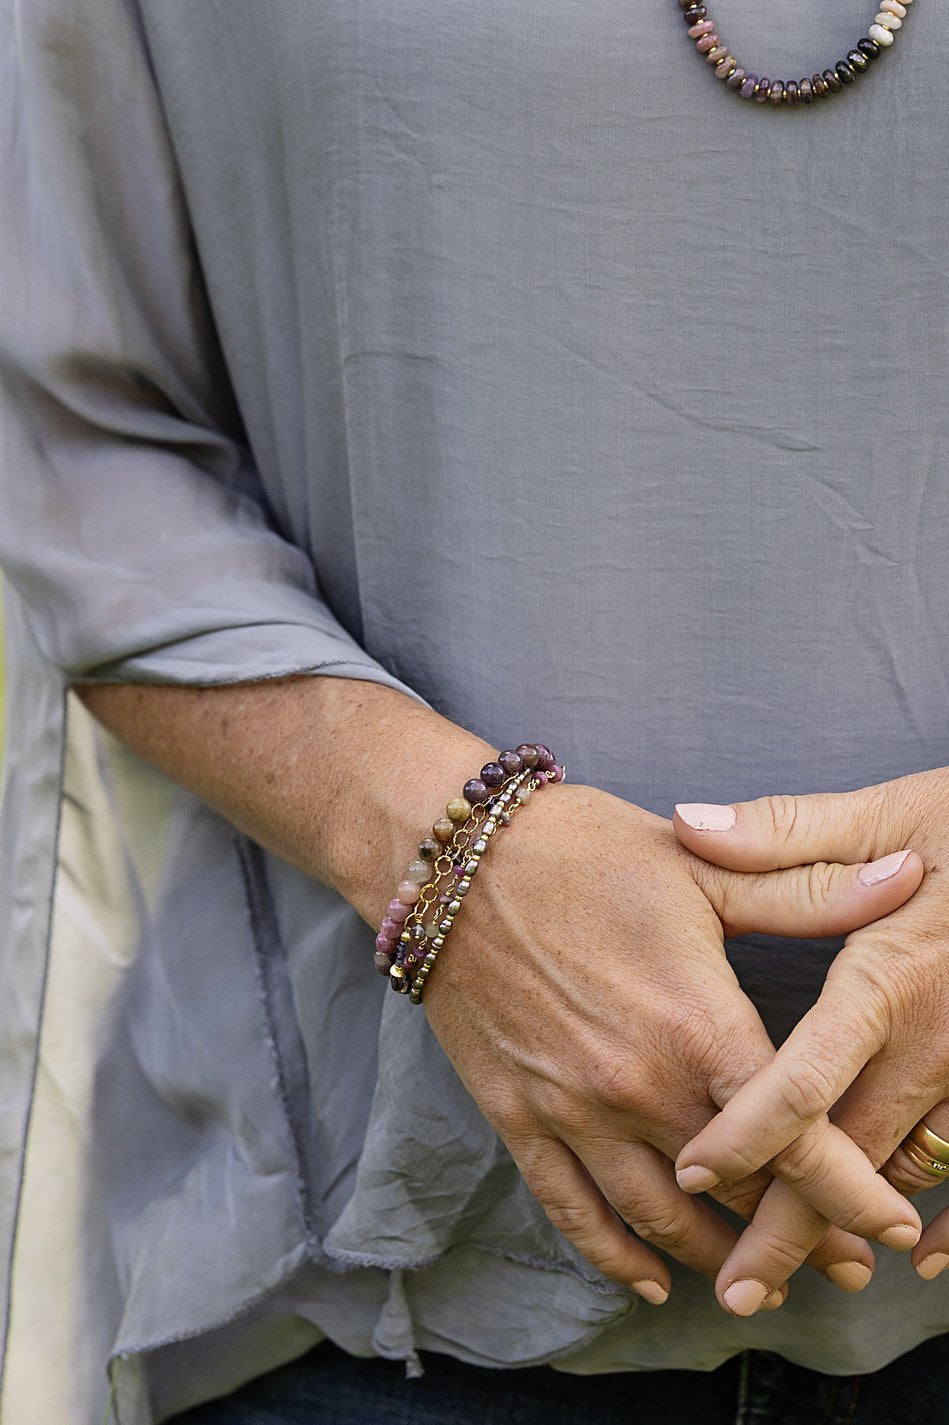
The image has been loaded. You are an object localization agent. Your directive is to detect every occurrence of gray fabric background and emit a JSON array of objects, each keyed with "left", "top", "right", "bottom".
[{"left": 2, "top": 1, "right": 948, "bottom": 1419}]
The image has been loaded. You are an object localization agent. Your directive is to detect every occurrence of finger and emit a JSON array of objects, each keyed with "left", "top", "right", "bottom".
[
  {"left": 700, "top": 851, "right": 924, "bottom": 941},
  {"left": 914, "top": 1205, "right": 949, "bottom": 1282},
  {"left": 577, "top": 1136, "right": 741, "bottom": 1283},
  {"left": 513, "top": 1136, "right": 672, "bottom": 1302},
  {"left": 704, "top": 1118, "right": 918, "bottom": 1312},
  {"left": 715, "top": 1180, "right": 886, "bottom": 1315},
  {"left": 676, "top": 977, "right": 884, "bottom": 1183},
  {"left": 831, "top": 1054, "right": 949, "bottom": 1197},
  {"left": 713, "top": 1181, "right": 869, "bottom": 1315},
  {"left": 710, "top": 1180, "right": 876, "bottom": 1293},
  {"left": 672, "top": 783, "right": 903, "bottom": 873},
  {"left": 883, "top": 1100, "right": 949, "bottom": 1198}
]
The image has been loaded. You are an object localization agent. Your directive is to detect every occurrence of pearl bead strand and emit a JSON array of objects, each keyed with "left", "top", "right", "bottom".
[{"left": 677, "top": 0, "right": 914, "bottom": 104}]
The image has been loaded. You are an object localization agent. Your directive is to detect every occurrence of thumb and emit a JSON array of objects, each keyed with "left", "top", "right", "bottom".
[
  {"left": 672, "top": 786, "right": 899, "bottom": 872},
  {"left": 698, "top": 849, "right": 924, "bottom": 940}
]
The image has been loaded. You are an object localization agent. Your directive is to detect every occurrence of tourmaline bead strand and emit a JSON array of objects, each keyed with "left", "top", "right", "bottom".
[
  {"left": 374, "top": 744, "right": 565, "bottom": 1002},
  {"left": 677, "top": 0, "right": 914, "bottom": 105}
]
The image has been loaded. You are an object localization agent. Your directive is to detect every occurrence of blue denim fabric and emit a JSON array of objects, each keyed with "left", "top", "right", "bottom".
[{"left": 170, "top": 1334, "right": 949, "bottom": 1425}]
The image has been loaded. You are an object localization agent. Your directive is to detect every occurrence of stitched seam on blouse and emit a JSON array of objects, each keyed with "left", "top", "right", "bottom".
[{"left": 236, "top": 835, "right": 319, "bottom": 1242}]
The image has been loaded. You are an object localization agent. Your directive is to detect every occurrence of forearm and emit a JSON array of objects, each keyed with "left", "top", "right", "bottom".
[{"left": 75, "top": 675, "right": 493, "bottom": 924}]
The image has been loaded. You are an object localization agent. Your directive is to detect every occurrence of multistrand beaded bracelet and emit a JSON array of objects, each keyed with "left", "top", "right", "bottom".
[
  {"left": 677, "top": 0, "right": 914, "bottom": 105},
  {"left": 375, "top": 744, "right": 565, "bottom": 1004}
]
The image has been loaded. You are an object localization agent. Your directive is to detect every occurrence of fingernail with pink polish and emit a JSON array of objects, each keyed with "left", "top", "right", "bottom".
[
  {"left": 675, "top": 803, "right": 737, "bottom": 832},
  {"left": 722, "top": 1279, "right": 770, "bottom": 1317},
  {"left": 676, "top": 1165, "right": 720, "bottom": 1193},
  {"left": 878, "top": 1222, "right": 921, "bottom": 1251},
  {"left": 825, "top": 1261, "right": 873, "bottom": 1292},
  {"left": 858, "top": 850, "right": 911, "bottom": 887},
  {"left": 916, "top": 1253, "right": 949, "bottom": 1281},
  {"left": 632, "top": 1279, "right": 670, "bottom": 1305}
]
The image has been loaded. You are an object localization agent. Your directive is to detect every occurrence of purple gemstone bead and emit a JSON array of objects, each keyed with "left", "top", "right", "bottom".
[
  {"left": 739, "top": 73, "right": 758, "bottom": 98},
  {"left": 696, "top": 33, "right": 719, "bottom": 53},
  {"left": 687, "top": 19, "right": 713, "bottom": 37},
  {"left": 379, "top": 916, "right": 401, "bottom": 939},
  {"left": 726, "top": 66, "right": 746, "bottom": 90},
  {"left": 754, "top": 76, "right": 771, "bottom": 101},
  {"left": 387, "top": 898, "right": 410, "bottom": 922},
  {"left": 534, "top": 744, "right": 556, "bottom": 772},
  {"left": 480, "top": 762, "right": 506, "bottom": 788},
  {"left": 533, "top": 770, "right": 549, "bottom": 787},
  {"left": 548, "top": 763, "right": 565, "bottom": 784},
  {"left": 375, "top": 931, "right": 394, "bottom": 952},
  {"left": 515, "top": 744, "right": 540, "bottom": 770},
  {"left": 498, "top": 749, "right": 524, "bottom": 776},
  {"left": 463, "top": 777, "right": 489, "bottom": 804}
]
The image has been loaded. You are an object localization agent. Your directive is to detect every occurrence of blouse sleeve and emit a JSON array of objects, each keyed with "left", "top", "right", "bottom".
[{"left": 0, "top": 0, "right": 417, "bottom": 696}]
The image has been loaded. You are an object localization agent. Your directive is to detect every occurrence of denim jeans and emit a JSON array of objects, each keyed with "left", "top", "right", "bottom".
[{"left": 170, "top": 1333, "right": 949, "bottom": 1425}]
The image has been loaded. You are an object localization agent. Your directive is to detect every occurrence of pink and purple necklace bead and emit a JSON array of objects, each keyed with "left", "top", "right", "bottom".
[{"left": 678, "top": 0, "right": 914, "bottom": 104}]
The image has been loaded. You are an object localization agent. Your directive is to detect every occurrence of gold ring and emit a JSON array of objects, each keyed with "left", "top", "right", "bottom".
[{"left": 901, "top": 1122, "right": 949, "bottom": 1178}]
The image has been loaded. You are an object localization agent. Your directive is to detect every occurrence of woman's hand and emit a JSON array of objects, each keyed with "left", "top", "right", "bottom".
[
  {"left": 422, "top": 779, "right": 924, "bottom": 1307},
  {"left": 672, "top": 768, "right": 949, "bottom": 1309}
]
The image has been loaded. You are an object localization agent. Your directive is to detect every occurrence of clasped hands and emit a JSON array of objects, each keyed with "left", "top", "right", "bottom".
[
  {"left": 672, "top": 766, "right": 949, "bottom": 1314},
  {"left": 424, "top": 766, "right": 949, "bottom": 1317}
]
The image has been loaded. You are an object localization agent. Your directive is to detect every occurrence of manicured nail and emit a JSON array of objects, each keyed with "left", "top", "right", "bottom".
[
  {"left": 722, "top": 1279, "right": 770, "bottom": 1317},
  {"left": 633, "top": 1279, "right": 670, "bottom": 1305},
  {"left": 916, "top": 1253, "right": 949, "bottom": 1281},
  {"left": 858, "top": 849, "right": 911, "bottom": 887},
  {"left": 825, "top": 1261, "right": 873, "bottom": 1292},
  {"left": 762, "top": 1288, "right": 786, "bottom": 1311},
  {"left": 878, "top": 1222, "right": 921, "bottom": 1251},
  {"left": 676, "top": 1164, "right": 720, "bottom": 1193},
  {"left": 675, "top": 803, "right": 737, "bottom": 832}
]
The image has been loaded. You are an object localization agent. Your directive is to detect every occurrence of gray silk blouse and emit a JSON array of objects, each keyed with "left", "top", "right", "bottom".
[{"left": 2, "top": 1, "right": 949, "bottom": 1420}]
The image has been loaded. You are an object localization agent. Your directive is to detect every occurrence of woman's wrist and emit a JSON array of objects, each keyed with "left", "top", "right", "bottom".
[{"left": 76, "top": 673, "right": 493, "bottom": 921}]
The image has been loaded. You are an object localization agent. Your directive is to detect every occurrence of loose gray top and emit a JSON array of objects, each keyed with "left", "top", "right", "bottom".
[{"left": 2, "top": 1, "right": 948, "bottom": 1420}]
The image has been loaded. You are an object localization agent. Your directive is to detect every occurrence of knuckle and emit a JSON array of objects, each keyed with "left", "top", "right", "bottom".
[
  {"left": 772, "top": 1132, "right": 829, "bottom": 1192},
  {"left": 776, "top": 1061, "right": 837, "bottom": 1122},
  {"left": 585, "top": 1056, "right": 644, "bottom": 1114},
  {"left": 740, "top": 1228, "right": 808, "bottom": 1277},
  {"left": 886, "top": 1152, "right": 944, "bottom": 1198},
  {"left": 626, "top": 1204, "right": 694, "bottom": 1249},
  {"left": 542, "top": 1197, "right": 599, "bottom": 1238},
  {"left": 805, "top": 861, "right": 837, "bottom": 908},
  {"left": 763, "top": 793, "right": 801, "bottom": 845}
]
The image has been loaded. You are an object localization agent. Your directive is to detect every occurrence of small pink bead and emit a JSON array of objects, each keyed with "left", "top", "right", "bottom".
[
  {"left": 548, "top": 763, "right": 565, "bottom": 783},
  {"left": 397, "top": 880, "right": 421, "bottom": 905},
  {"left": 533, "top": 770, "right": 549, "bottom": 786},
  {"left": 379, "top": 916, "right": 401, "bottom": 938},
  {"left": 696, "top": 33, "right": 719, "bottom": 52},
  {"left": 387, "top": 898, "right": 410, "bottom": 922},
  {"left": 688, "top": 19, "right": 713, "bottom": 36}
]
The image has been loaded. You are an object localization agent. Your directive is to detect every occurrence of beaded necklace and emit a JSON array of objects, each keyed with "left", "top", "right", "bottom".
[{"left": 677, "top": 0, "right": 914, "bottom": 104}]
